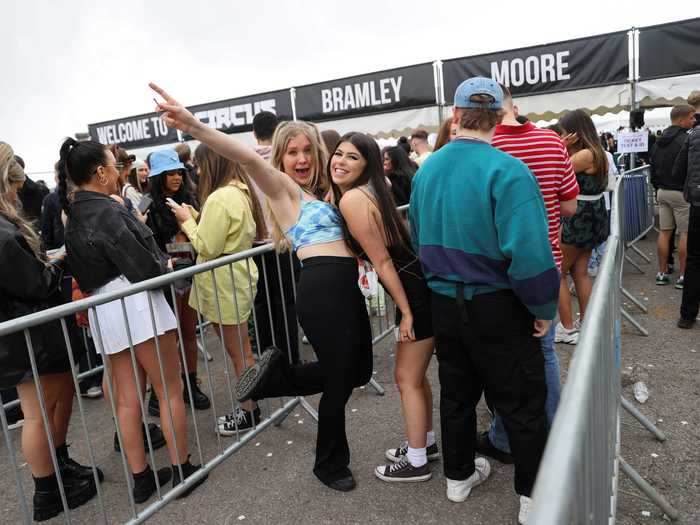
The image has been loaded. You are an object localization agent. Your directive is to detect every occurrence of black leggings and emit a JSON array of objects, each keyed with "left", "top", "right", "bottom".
[{"left": 261, "top": 256, "right": 373, "bottom": 482}]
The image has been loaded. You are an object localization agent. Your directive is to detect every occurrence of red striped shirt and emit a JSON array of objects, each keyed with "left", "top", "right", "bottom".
[{"left": 493, "top": 122, "right": 579, "bottom": 269}]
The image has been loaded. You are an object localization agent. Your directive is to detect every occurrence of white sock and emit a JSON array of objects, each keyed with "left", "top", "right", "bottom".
[
  {"left": 406, "top": 446, "right": 427, "bottom": 467},
  {"left": 426, "top": 431, "right": 436, "bottom": 447}
]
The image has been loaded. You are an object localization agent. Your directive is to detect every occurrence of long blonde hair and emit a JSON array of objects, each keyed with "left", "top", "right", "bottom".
[
  {"left": 0, "top": 142, "right": 41, "bottom": 256},
  {"left": 194, "top": 143, "right": 268, "bottom": 241},
  {"left": 268, "top": 121, "right": 329, "bottom": 250}
]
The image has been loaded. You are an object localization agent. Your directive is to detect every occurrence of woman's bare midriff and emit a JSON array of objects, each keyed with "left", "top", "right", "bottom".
[{"left": 296, "top": 239, "right": 354, "bottom": 261}]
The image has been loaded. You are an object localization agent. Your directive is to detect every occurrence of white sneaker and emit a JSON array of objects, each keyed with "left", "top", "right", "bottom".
[
  {"left": 81, "top": 386, "right": 103, "bottom": 399},
  {"left": 518, "top": 495, "right": 533, "bottom": 524},
  {"left": 446, "top": 457, "right": 491, "bottom": 502},
  {"left": 554, "top": 322, "right": 579, "bottom": 345}
]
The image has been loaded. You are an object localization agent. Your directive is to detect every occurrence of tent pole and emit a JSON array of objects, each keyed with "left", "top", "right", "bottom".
[{"left": 629, "top": 27, "right": 638, "bottom": 169}]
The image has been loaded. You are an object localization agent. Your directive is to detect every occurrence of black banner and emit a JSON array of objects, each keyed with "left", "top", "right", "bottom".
[
  {"left": 294, "top": 63, "right": 436, "bottom": 122},
  {"left": 443, "top": 31, "right": 629, "bottom": 102},
  {"left": 88, "top": 89, "right": 293, "bottom": 149},
  {"left": 639, "top": 18, "right": 700, "bottom": 80},
  {"left": 88, "top": 112, "right": 179, "bottom": 149},
  {"left": 185, "top": 88, "right": 293, "bottom": 138}
]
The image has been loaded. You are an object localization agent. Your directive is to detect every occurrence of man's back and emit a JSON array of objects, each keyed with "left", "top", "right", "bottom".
[
  {"left": 492, "top": 122, "right": 578, "bottom": 268},
  {"left": 651, "top": 125, "right": 690, "bottom": 191},
  {"left": 410, "top": 138, "right": 558, "bottom": 320}
]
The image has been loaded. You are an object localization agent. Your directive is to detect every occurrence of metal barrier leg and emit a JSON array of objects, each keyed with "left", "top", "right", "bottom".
[
  {"left": 619, "top": 456, "right": 680, "bottom": 521},
  {"left": 367, "top": 378, "right": 385, "bottom": 396},
  {"left": 299, "top": 397, "right": 319, "bottom": 422},
  {"left": 272, "top": 396, "right": 319, "bottom": 426},
  {"left": 620, "top": 308, "right": 649, "bottom": 336},
  {"left": 629, "top": 243, "right": 652, "bottom": 263},
  {"left": 621, "top": 396, "right": 666, "bottom": 441},
  {"left": 624, "top": 253, "right": 646, "bottom": 273},
  {"left": 621, "top": 287, "right": 648, "bottom": 313}
]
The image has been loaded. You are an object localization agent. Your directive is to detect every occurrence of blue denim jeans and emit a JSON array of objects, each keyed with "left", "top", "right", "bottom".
[{"left": 488, "top": 322, "right": 559, "bottom": 453}]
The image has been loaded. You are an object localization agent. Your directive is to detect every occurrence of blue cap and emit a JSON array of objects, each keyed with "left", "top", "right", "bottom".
[
  {"left": 148, "top": 148, "right": 185, "bottom": 177},
  {"left": 454, "top": 77, "right": 503, "bottom": 109}
]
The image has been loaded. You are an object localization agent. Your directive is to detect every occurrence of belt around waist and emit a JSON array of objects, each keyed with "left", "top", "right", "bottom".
[{"left": 577, "top": 193, "right": 605, "bottom": 202}]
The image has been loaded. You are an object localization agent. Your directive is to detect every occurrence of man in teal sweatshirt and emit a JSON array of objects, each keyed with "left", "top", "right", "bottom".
[{"left": 410, "top": 77, "right": 558, "bottom": 525}]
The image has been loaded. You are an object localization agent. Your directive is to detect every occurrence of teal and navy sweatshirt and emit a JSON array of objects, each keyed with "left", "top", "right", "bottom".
[{"left": 409, "top": 138, "right": 559, "bottom": 320}]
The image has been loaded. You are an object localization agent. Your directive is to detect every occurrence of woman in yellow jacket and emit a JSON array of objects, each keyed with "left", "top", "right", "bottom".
[{"left": 168, "top": 143, "right": 267, "bottom": 434}]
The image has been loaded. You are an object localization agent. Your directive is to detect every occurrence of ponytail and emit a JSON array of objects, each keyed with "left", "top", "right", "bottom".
[{"left": 57, "top": 137, "right": 108, "bottom": 215}]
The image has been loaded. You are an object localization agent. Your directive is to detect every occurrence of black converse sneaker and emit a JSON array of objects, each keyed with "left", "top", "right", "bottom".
[
  {"left": 374, "top": 456, "right": 431, "bottom": 482},
  {"left": 385, "top": 441, "right": 440, "bottom": 463},
  {"left": 235, "top": 347, "right": 282, "bottom": 402},
  {"left": 216, "top": 407, "right": 261, "bottom": 436}
]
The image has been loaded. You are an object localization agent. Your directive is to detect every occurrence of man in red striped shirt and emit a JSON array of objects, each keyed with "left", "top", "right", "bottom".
[{"left": 476, "top": 84, "right": 579, "bottom": 465}]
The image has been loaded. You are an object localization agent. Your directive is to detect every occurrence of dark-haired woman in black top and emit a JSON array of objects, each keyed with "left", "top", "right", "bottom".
[
  {"left": 331, "top": 132, "right": 437, "bottom": 484},
  {"left": 382, "top": 146, "right": 416, "bottom": 206}
]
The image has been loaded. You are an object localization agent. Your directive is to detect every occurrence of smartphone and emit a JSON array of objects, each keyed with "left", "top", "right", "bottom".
[
  {"left": 165, "top": 197, "right": 177, "bottom": 207},
  {"left": 137, "top": 195, "right": 153, "bottom": 214}
]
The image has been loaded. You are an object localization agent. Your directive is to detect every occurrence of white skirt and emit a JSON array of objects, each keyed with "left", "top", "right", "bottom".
[{"left": 88, "top": 276, "right": 177, "bottom": 356}]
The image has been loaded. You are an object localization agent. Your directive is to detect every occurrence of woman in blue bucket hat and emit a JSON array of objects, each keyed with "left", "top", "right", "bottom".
[{"left": 143, "top": 149, "right": 212, "bottom": 418}]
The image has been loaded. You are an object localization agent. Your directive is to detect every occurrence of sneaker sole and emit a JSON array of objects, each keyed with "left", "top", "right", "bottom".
[
  {"left": 447, "top": 476, "right": 488, "bottom": 502},
  {"left": 656, "top": 281, "right": 669, "bottom": 286},
  {"left": 374, "top": 467, "right": 432, "bottom": 483},
  {"left": 235, "top": 349, "right": 281, "bottom": 402},
  {"left": 216, "top": 424, "right": 254, "bottom": 436}
]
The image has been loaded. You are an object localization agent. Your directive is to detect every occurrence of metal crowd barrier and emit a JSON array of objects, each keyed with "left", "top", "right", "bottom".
[
  {"left": 618, "top": 165, "right": 655, "bottom": 336},
  {"left": 0, "top": 239, "right": 397, "bottom": 524},
  {"left": 529, "top": 176, "right": 679, "bottom": 524}
]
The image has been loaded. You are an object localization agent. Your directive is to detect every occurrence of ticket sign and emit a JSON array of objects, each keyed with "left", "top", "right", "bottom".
[{"left": 617, "top": 132, "right": 649, "bottom": 153}]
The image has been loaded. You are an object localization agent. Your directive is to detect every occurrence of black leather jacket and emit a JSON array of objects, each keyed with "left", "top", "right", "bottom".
[
  {"left": 65, "top": 191, "right": 168, "bottom": 293},
  {"left": 674, "top": 124, "right": 700, "bottom": 206},
  {"left": 0, "top": 215, "right": 80, "bottom": 388}
]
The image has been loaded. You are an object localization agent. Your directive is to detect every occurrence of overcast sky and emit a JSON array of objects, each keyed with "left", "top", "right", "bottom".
[{"left": 2, "top": 1, "right": 697, "bottom": 182}]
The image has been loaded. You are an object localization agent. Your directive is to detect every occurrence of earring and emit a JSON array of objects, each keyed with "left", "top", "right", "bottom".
[{"left": 98, "top": 176, "right": 108, "bottom": 186}]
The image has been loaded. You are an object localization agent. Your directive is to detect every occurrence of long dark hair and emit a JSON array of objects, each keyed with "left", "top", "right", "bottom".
[
  {"left": 383, "top": 146, "right": 417, "bottom": 178},
  {"left": 194, "top": 143, "right": 267, "bottom": 241},
  {"left": 147, "top": 168, "right": 198, "bottom": 249},
  {"left": 57, "top": 138, "right": 109, "bottom": 216},
  {"left": 559, "top": 110, "right": 608, "bottom": 188},
  {"left": 331, "top": 132, "right": 413, "bottom": 255}
]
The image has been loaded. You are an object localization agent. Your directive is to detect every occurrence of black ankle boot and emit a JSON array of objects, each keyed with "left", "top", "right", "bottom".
[
  {"left": 132, "top": 465, "right": 172, "bottom": 504},
  {"left": 183, "top": 372, "right": 211, "bottom": 410},
  {"left": 171, "top": 456, "right": 208, "bottom": 499},
  {"left": 33, "top": 473, "right": 97, "bottom": 522},
  {"left": 114, "top": 423, "right": 167, "bottom": 453},
  {"left": 56, "top": 443, "right": 104, "bottom": 483}
]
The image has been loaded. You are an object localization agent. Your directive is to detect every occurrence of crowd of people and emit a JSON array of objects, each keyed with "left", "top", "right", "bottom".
[{"left": 1, "top": 77, "right": 699, "bottom": 525}]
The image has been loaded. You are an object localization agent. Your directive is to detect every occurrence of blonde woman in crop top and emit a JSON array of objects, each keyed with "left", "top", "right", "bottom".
[{"left": 152, "top": 83, "right": 373, "bottom": 493}]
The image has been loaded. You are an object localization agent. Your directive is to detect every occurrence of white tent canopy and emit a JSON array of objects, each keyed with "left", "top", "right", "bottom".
[{"left": 637, "top": 72, "right": 700, "bottom": 108}]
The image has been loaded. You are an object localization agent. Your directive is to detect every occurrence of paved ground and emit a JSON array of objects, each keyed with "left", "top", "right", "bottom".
[{"left": 1, "top": 233, "right": 699, "bottom": 524}]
